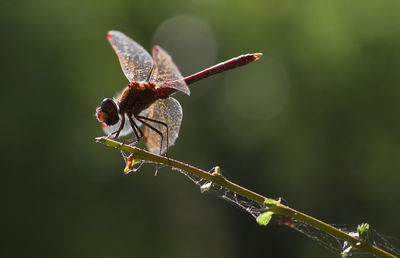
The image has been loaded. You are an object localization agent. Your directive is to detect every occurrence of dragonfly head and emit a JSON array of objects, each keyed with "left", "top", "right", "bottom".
[{"left": 96, "top": 98, "right": 119, "bottom": 125}]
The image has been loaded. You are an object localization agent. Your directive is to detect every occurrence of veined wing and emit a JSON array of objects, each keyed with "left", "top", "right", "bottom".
[
  {"left": 107, "top": 30, "right": 154, "bottom": 82},
  {"left": 151, "top": 46, "right": 190, "bottom": 96},
  {"left": 143, "top": 97, "right": 183, "bottom": 154}
]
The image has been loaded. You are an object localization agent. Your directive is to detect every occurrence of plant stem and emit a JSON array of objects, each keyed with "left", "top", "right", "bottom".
[{"left": 95, "top": 137, "right": 397, "bottom": 258}]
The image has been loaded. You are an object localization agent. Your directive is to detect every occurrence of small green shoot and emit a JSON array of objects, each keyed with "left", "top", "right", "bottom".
[{"left": 358, "top": 223, "right": 370, "bottom": 238}]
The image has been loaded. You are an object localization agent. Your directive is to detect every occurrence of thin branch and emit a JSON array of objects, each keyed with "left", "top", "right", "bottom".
[{"left": 95, "top": 137, "right": 397, "bottom": 258}]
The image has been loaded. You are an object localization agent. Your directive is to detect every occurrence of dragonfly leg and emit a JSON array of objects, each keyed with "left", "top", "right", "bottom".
[
  {"left": 127, "top": 115, "right": 143, "bottom": 146},
  {"left": 107, "top": 114, "right": 126, "bottom": 139},
  {"left": 135, "top": 115, "right": 169, "bottom": 156}
]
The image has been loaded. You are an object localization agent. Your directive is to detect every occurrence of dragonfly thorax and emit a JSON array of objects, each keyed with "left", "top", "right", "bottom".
[{"left": 118, "top": 81, "right": 158, "bottom": 116}]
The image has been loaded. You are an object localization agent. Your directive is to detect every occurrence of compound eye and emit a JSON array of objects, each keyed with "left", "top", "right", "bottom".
[{"left": 96, "top": 98, "right": 119, "bottom": 125}]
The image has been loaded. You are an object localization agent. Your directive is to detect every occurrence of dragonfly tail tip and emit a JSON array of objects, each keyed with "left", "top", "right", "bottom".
[{"left": 254, "top": 53, "right": 263, "bottom": 60}]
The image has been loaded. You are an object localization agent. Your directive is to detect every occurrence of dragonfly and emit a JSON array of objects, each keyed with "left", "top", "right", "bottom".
[{"left": 96, "top": 30, "right": 262, "bottom": 155}]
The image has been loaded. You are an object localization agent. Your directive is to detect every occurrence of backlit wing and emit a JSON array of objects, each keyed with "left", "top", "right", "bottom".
[
  {"left": 151, "top": 46, "right": 190, "bottom": 96},
  {"left": 143, "top": 97, "right": 183, "bottom": 154},
  {"left": 107, "top": 30, "right": 154, "bottom": 82},
  {"left": 101, "top": 114, "right": 133, "bottom": 137}
]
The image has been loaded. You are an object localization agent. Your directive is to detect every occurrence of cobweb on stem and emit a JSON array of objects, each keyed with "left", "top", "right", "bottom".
[
  {"left": 172, "top": 166, "right": 400, "bottom": 257},
  {"left": 178, "top": 166, "right": 266, "bottom": 219}
]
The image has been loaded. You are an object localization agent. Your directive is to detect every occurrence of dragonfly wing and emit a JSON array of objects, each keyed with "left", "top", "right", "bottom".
[
  {"left": 143, "top": 97, "right": 183, "bottom": 154},
  {"left": 151, "top": 46, "right": 190, "bottom": 96},
  {"left": 107, "top": 30, "right": 154, "bottom": 82}
]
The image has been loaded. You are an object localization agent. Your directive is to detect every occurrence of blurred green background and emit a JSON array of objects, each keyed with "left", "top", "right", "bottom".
[{"left": 1, "top": 0, "right": 400, "bottom": 257}]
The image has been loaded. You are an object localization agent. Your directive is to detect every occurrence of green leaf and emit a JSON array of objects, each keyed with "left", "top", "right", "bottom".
[{"left": 257, "top": 211, "right": 274, "bottom": 226}]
